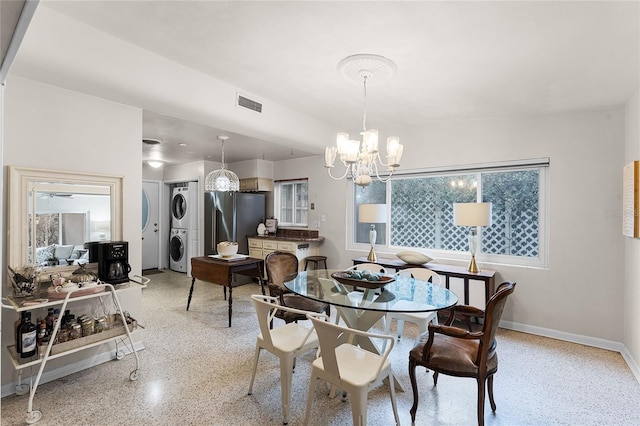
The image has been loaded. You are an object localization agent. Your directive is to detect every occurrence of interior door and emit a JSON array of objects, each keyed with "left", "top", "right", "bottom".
[{"left": 142, "top": 181, "right": 160, "bottom": 270}]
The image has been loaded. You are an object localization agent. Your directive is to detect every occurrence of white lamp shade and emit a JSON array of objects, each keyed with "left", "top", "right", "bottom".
[
  {"left": 147, "top": 160, "right": 163, "bottom": 168},
  {"left": 362, "top": 129, "right": 379, "bottom": 153},
  {"left": 344, "top": 140, "right": 360, "bottom": 163},
  {"left": 453, "top": 202, "right": 492, "bottom": 226},
  {"left": 359, "top": 204, "right": 387, "bottom": 223},
  {"left": 336, "top": 132, "right": 349, "bottom": 155},
  {"left": 324, "top": 146, "right": 337, "bottom": 167}
]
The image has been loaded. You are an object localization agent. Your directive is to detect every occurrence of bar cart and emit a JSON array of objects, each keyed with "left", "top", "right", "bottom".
[{"left": 2, "top": 282, "right": 144, "bottom": 424}]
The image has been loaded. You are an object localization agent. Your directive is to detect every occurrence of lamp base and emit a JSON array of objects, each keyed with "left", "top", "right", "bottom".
[
  {"left": 468, "top": 255, "right": 479, "bottom": 273},
  {"left": 367, "top": 246, "right": 377, "bottom": 262}
]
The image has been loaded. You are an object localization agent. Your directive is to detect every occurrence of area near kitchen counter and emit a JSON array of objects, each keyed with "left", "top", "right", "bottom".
[{"left": 248, "top": 229, "right": 324, "bottom": 270}]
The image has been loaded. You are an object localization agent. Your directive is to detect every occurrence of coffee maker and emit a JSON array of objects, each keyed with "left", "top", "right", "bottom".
[{"left": 95, "top": 241, "right": 131, "bottom": 284}]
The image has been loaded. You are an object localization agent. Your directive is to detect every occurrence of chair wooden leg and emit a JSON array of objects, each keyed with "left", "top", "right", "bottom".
[
  {"left": 409, "top": 357, "right": 419, "bottom": 423},
  {"left": 487, "top": 375, "right": 496, "bottom": 411},
  {"left": 433, "top": 371, "right": 439, "bottom": 385},
  {"left": 247, "top": 345, "right": 261, "bottom": 395},
  {"left": 477, "top": 376, "right": 486, "bottom": 426}
]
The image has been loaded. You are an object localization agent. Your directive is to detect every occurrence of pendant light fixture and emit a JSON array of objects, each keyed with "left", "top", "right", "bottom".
[
  {"left": 205, "top": 135, "right": 240, "bottom": 192},
  {"left": 324, "top": 54, "right": 404, "bottom": 187}
]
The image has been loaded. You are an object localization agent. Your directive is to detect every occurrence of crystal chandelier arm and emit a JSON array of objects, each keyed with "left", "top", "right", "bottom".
[
  {"left": 370, "top": 161, "right": 395, "bottom": 183},
  {"left": 372, "top": 137, "right": 403, "bottom": 168},
  {"left": 326, "top": 164, "right": 352, "bottom": 181}
]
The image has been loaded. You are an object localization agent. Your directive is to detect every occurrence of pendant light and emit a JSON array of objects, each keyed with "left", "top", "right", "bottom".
[
  {"left": 205, "top": 135, "right": 240, "bottom": 192},
  {"left": 324, "top": 54, "right": 404, "bottom": 187}
]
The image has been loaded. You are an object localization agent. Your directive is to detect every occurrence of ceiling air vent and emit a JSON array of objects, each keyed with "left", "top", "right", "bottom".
[
  {"left": 237, "top": 95, "right": 262, "bottom": 113},
  {"left": 142, "top": 138, "right": 161, "bottom": 145}
]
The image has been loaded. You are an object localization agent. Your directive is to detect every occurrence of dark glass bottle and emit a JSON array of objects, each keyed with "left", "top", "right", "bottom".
[
  {"left": 18, "top": 312, "right": 37, "bottom": 358},
  {"left": 45, "top": 308, "right": 55, "bottom": 333}
]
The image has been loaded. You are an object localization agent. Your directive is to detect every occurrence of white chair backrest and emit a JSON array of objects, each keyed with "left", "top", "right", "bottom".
[
  {"left": 397, "top": 268, "right": 442, "bottom": 286},
  {"left": 346, "top": 263, "right": 391, "bottom": 274},
  {"left": 308, "top": 315, "right": 394, "bottom": 383},
  {"left": 251, "top": 294, "right": 281, "bottom": 349},
  {"left": 251, "top": 294, "right": 326, "bottom": 350}
]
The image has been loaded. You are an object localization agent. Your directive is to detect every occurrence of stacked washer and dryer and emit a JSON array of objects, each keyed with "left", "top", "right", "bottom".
[{"left": 170, "top": 182, "right": 199, "bottom": 275}]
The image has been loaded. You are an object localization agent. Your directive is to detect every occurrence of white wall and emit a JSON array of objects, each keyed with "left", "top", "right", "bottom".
[
  {"left": 3, "top": 76, "right": 143, "bottom": 271},
  {"left": 624, "top": 89, "right": 640, "bottom": 376},
  {"left": 14, "top": 6, "right": 335, "bottom": 155},
  {"left": 276, "top": 107, "right": 627, "bottom": 346},
  {"left": 1, "top": 76, "right": 143, "bottom": 393}
]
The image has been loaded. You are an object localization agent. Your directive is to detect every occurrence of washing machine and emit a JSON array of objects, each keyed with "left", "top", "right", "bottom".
[
  {"left": 171, "top": 186, "right": 189, "bottom": 229},
  {"left": 169, "top": 228, "right": 188, "bottom": 272}
]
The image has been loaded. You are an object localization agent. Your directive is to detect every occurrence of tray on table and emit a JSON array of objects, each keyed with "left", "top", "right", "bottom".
[
  {"left": 330, "top": 272, "right": 395, "bottom": 289},
  {"left": 46, "top": 284, "right": 106, "bottom": 299}
]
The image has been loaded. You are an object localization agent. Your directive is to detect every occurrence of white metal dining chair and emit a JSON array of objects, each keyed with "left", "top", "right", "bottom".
[
  {"left": 346, "top": 263, "right": 391, "bottom": 274},
  {"left": 383, "top": 268, "right": 443, "bottom": 342},
  {"left": 248, "top": 294, "right": 328, "bottom": 425},
  {"left": 304, "top": 315, "right": 400, "bottom": 426}
]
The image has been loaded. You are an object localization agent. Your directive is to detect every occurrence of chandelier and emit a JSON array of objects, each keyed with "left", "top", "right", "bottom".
[
  {"left": 324, "top": 54, "right": 404, "bottom": 187},
  {"left": 205, "top": 135, "right": 240, "bottom": 192}
]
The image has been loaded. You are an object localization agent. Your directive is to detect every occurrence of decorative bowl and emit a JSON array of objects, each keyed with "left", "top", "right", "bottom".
[
  {"left": 217, "top": 241, "right": 239, "bottom": 257},
  {"left": 331, "top": 272, "right": 395, "bottom": 289},
  {"left": 396, "top": 251, "right": 433, "bottom": 265}
]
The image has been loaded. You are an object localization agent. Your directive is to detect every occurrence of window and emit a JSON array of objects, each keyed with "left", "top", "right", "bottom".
[
  {"left": 275, "top": 179, "right": 309, "bottom": 227},
  {"left": 350, "top": 160, "right": 548, "bottom": 267}
]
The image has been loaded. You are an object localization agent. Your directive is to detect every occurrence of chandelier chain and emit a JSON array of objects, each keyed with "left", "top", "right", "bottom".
[
  {"left": 220, "top": 140, "right": 226, "bottom": 168},
  {"left": 362, "top": 75, "right": 368, "bottom": 132}
]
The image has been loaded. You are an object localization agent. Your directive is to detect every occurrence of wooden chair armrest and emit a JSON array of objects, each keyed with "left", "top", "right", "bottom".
[
  {"left": 267, "top": 282, "right": 288, "bottom": 298},
  {"left": 421, "top": 322, "right": 482, "bottom": 361},
  {"left": 443, "top": 304, "right": 485, "bottom": 326},
  {"left": 429, "top": 323, "right": 482, "bottom": 340}
]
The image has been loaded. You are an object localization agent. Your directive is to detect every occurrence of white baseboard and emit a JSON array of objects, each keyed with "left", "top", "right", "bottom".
[
  {"left": 1, "top": 342, "right": 145, "bottom": 398},
  {"left": 500, "top": 320, "right": 640, "bottom": 384}
]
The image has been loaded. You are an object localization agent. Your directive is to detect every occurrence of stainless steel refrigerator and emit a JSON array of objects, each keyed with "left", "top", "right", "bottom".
[{"left": 204, "top": 191, "right": 266, "bottom": 256}]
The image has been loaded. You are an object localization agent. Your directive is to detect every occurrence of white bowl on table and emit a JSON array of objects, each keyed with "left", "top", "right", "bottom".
[{"left": 217, "top": 242, "right": 239, "bottom": 257}]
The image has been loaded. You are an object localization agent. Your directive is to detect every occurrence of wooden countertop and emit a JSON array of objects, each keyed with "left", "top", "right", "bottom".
[{"left": 249, "top": 235, "right": 325, "bottom": 243}]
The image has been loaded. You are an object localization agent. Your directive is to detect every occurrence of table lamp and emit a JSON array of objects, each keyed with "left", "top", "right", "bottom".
[
  {"left": 358, "top": 204, "right": 387, "bottom": 262},
  {"left": 453, "top": 202, "right": 492, "bottom": 273}
]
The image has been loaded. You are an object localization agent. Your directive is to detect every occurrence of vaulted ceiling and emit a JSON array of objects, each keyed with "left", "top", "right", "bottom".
[{"left": 10, "top": 1, "right": 640, "bottom": 165}]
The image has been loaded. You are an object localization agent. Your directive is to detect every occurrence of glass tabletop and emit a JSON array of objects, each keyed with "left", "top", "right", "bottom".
[{"left": 283, "top": 269, "right": 458, "bottom": 313}]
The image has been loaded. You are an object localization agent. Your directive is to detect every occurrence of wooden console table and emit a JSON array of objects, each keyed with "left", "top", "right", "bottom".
[
  {"left": 188, "top": 256, "right": 264, "bottom": 327},
  {"left": 352, "top": 257, "right": 496, "bottom": 307}
]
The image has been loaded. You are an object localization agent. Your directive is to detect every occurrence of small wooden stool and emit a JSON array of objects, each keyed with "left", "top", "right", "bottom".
[{"left": 304, "top": 255, "right": 328, "bottom": 271}]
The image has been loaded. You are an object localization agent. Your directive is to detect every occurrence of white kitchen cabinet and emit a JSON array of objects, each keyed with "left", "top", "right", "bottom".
[{"left": 247, "top": 237, "right": 320, "bottom": 271}]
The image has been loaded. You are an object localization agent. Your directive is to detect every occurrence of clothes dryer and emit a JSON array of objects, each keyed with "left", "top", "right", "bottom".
[
  {"left": 171, "top": 186, "right": 189, "bottom": 229},
  {"left": 169, "top": 228, "right": 188, "bottom": 272}
]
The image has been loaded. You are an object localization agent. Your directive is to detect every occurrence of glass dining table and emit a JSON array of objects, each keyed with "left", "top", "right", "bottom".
[{"left": 284, "top": 269, "right": 458, "bottom": 390}]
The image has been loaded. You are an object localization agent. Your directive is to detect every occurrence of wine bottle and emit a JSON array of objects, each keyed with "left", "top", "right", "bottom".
[
  {"left": 45, "top": 308, "right": 55, "bottom": 333},
  {"left": 18, "top": 312, "right": 37, "bottom": 358}
]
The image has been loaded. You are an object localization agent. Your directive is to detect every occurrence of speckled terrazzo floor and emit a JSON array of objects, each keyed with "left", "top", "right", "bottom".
[{"left": 2, "top": 269, "right": 639, "bottom": 425}]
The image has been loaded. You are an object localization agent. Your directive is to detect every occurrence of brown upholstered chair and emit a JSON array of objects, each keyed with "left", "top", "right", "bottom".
[
  {"left": 265, "top": 251, "right": 330, "bottom": 324},
  {"left": 409, "top": 281, "right": 516, "bottom": 426}
]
